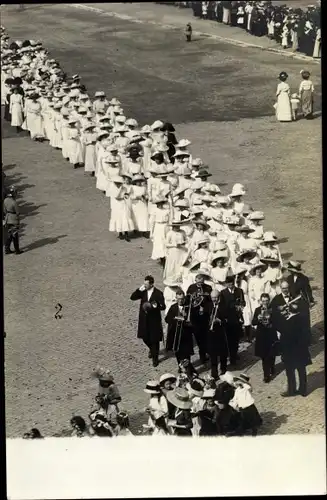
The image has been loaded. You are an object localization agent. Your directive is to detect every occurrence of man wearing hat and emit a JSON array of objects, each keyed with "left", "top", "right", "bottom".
[
  {"left": 219, "top": 271, "right": 246, "bottom": 366},
  {"left": 271, "top": 280, "right": 311, "bottom": 397},
  {"left": 207, "top": 289, "right": 229, "bottom": 379},
  {"left": 130, "top": 275, "right": 166, "bottom": 367},
  {"left": 286, "top": 261, "right": 315, "bottom": 344},
  {"left": 3, "top": 186, "right": 23, "bottom": 254}
]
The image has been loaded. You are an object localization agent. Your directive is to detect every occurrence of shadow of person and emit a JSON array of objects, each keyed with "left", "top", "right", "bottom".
[
  {"left": 281, "top": 252, "right": 293, "bottom": 261},
  {"left": 22, "top": 234, "right": 67, "bottom": 252},
  {"left": 278, "top": 237, "right": 289, "bottom": 244},
  {"left": 259, "top": 411, "right": 288, "bottom": 435},
  {"left": 307, "top": 369, "right": 325, "bottom": 395},
  {"left": 19, "top": 201, "right": 47, "bottom": 218},
  {"left": 3, "top": 163, "right": 16, "bottom": 170}
]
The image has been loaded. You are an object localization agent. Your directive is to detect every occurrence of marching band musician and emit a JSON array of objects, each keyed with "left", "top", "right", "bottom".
[
  {"left": 165, "top": 289, "right": 194, "bottom": 366},
  {"left": 130, "top": 275, "right": 166, "bottom": 367},
  {"left": 207, "top": 289, "right": 229, "bottom": 380},
  {"left": 219, "top": 272, "right": 246, "bottom": 367},
  {"left": 271, "top": 281, "right": 311, "bottom": 397},
  {"left": 252, "top": 293, "right": 279, "bottom": 383},
  {"left": 187, "top": 273, "right": 213, "bottom": 365}
]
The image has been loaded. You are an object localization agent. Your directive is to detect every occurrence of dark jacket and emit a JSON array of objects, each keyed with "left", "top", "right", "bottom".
[
  {"left": 130, "top": 287, "right": 165, "bottom": 342},
  {"left": 206, "top": 300, "right": 229, "bottom": 357},
  {"left": 3, "top": 196, "right": 20, "bottom": 225},
  {"left": 270, "top": 293, "right": 311, "bottom": 367},
  {"left": 219, "top": 286, "right": 245, "bottom": 325},
  {"left": 165, "top": 302, "right": 194, "bottom": 357},
  {"left": 186, "top": 283, "right": 212, "bottom": 321},
  {"left": 287, "top": 273, "right": 314, "bottom": 304},
  {"left": 252, "top": 306, "right": 278, "bottom": 359}
]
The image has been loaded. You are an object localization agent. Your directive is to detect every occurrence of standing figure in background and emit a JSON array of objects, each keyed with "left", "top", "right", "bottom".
[
  {"left": 299, "top": 70, "right": 314, "bottom": 119},
  {"left": 275, "top": 71, "right": 292, "bottom": 123},
  {"left": 185, "top": 23, "right": 192, "bottom": 42},
  {"left": 3, "top": 186, "right": 23, "bottom": 255}
]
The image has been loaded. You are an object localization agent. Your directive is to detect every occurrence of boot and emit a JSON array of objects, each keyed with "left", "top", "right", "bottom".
[
  {"left": 143, "top": 232, "right": 150, "bottom": 239},
  {"left": 91, "top": 172, "right": 95, "bottom": 177},
  {"left": 118, "top": 233, "right": 124, "bottom": 240},
  {"left": 124, "top": 232, "right": 130, "bottom": 242}
]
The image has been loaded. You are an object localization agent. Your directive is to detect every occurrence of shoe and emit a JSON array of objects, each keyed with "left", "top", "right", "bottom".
[
  {"left": 125, "top": 236, "right": 131, "bottom": 242},
  {"left": 74, "top": 164, "right": 79, "bottom": 169},
  {"left": 296, "top": 390, "right": 307, "bottom": 397},
  {"left": 280, "top": 391, "right": 296, "bottom": 398},
  {"left": 263, "top": 377, "right": 271, "bottom": 383},
  {"left": 5, "top": 249, "right": 13, "bottom": 254},
  {"left": 148, "top": 351, "right": 152, "bottom": 359},
  {"left": 118, "top": 233, "right": 124, "bottom": 240},
  {"left": 15, "top": 250, "right": 24, "bottom": 254},
  {"left": 270, "top": 367, "right": 275, "bottom": 376},
  {"left": 152, "top": 359, "right": 159, "bottom": 367}
]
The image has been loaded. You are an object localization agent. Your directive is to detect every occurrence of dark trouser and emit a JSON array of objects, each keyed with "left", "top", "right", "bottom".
[
  {"left": 225, "top": 323, "right": 242, "bottom": 364},
  {"left": 143, "top": 339, "right": 160, "bottom": 362},
  {"left": 5, "top": 224, "right": 20, "bottom": 252},
  {"left": 210, "top": 354, "right": 227, "bottom": 378},
  {"left": 186, "top": 34, "right": 191, "bottom": 41},
  {"left": 175, "top": 352, "right": 190, "bottom": 364},
  {"left": 285, "top": 364, "right": 307, "bottom": 395},
  {"left": 192, "top": 322, "right": 208, "bottom": 362},
  {"left": 262, "top": 355, "right": 275, "bottom": 379}
]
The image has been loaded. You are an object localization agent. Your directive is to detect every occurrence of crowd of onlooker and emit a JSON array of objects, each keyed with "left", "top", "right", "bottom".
[{"left": 156, "top": 1, "right": 321, "bottom": 58}]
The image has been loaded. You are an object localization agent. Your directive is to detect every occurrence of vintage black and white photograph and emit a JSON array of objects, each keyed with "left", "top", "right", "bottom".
[{"left": 1, "top": 0, "right": 324, "bottom": 497}]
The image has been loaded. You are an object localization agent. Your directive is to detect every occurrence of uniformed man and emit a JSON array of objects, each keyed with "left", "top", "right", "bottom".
[{"left": 3, "top": 186, "right": 23, "bottom": 254}]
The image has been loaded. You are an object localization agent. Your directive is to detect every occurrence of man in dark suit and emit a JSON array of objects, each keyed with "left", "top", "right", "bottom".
[
  {"left": 271, "top": 280, "right": 312, "bottom": 397},
  {"left": 165, "top": 289, "right": 194, "bottom": 367},
  {"left": 219, "top": 274, "right": 245, "bottom": 366},
  {"left": 3, "top": 186, "right": 23, "bottom": 254},
  {"left": 207, "top": 289, "right": 229, "bottom": 380},
  {"left": 130, "top": 275, "right": 166, "bottom": 367},
  {"left": 187, "top": 273, "right": 212, "bottom": 365},
  {"left": 286, "top": 261, "right": 315, "bottom": 344}
]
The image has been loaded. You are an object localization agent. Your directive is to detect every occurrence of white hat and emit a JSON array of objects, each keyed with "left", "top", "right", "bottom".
[
  {"left": 198, "top": 263, "right": 212, "bottom": 279},
  {"left": 230, "top": 183, "right": 246, "bottom": 197},
  {"left": 159, "top": 373, "right": 177, "bottom": 385},
  {"left": 109, "top": 97, "right": 121, "bottom": 105},
  {"left": 115, "top": 124, "right": 128, "bottom": 133},
  {"left": 176, "top": 138, "right": 191, "bottom": 148},
  {"left": 111, "top": 175, "right": 124, "bottom": 183},
  {"left": 103, "top": 155, "right": 120, "bottom": 164},
  {"left": 173, "top": 149, "right": 191, "bottom": 158},
  {"left": 202, "top": 388, "right": 215, "bottom": 399},
  {"left": 144, "top": 380, "right": 161, "bottom": 395},
  {"left": 141, "top": 124, "right": 152, "bottom": 134},
  {"left": 95, "top": 91, "right": 105, "bottom": 98},
  {"left": 263, "top": 231, "right": 278, "bottom": 243},
  {"left": 125, "top": 118, "right": 138, "bottom": 127},
  {"left": 219, "top": 371, "right": 234, "bottom": 386},
  {"left": 151, "top": 120, "right": 164, "bottom": 130},
  {"left": 68, "top": 119, "right": 77, "bottom": 125},
  {"left": 204, "top": 183, "right": 220, "bottom": 194},
  {"left": 248, "top": 211, "right": 265, "bottom": 221},
  {"left": 115, "top": 115, "right": 126, "bottom": 123}
]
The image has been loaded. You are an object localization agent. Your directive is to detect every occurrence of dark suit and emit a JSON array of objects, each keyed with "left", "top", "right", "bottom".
[
  {"left": 220, "top": 286, "right": 245, "bottom": 364},
  {"left": 287, "top": 272, "right": 314, "bottom": 342},
  {"left": 187, "top": 283, "right": 212, "bottom": 362},
  {"left": 207, "top": 300, "right": 229, "bottom": 378},
  {"left": 271, "top": 293, "right": 311, "bottom": 395},
  {"left": 3, "top": 195, "right": 20, "bottom": 253},
  {"left": 130, "top": 286, "right": 165, "bottom": 362},
  {"left": 165, "top": 302, "right": 194, "bottom": 365}
]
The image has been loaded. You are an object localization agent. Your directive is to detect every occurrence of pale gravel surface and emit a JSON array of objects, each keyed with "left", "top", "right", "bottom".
[{"left": 2, "top": 3, "right": 324, "bottom": 437}]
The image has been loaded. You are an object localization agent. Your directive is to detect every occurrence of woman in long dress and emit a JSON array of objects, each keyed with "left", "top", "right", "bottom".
[
  {"left": 248, "top": 263, "right": 271, "bottom": 314},
  {"left": 130, "top": 175, "right": 150, "bottom": 236},
  {"left": 109, "top": 176, "right": 135, "bottom": 242},
  {"left": 163, "top": 222, "right": 188, "bottom": 282},
  {"left": 275, "top": 71, "right": 292, "bottom": 122},
  {"left": 151, "top": 199, "right": 170, "bottom": 265},
  {"left": 313, "top": 28, "right": 321, "bottom": 59},
  {"left": 235, "top": 267, "right": 252, "bottom": 342},
  {"left": 67, "top": 120, "right": 84, "bottom": 168},
  {"left": 9, "top": 87, "right": 24, "bottom": 130},
  {"left": 27, "top": 93, "right": 44, "bottom": 141},
  {"left": 82, "top": 124, "right": 97, "bottom": 175},
  {"left": 299, "top": 70, "right": 314, "bottom": 119}
]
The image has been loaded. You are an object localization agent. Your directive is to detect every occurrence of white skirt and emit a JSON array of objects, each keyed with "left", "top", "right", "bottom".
[
  {"left": 68, "top": 139, "right": 85, "bottom": 164},
  {"left": 131, "top": 200, "right": 149, "bottom": 232},
  {"left": 151, "top": 222, "right": 167, "bottom": 260},
  {"left": 11, "top": 103, "right": 23, "bottom": 127},
  {"left": 109, "top": 198, "right": 135, "bottom": 233},
  {"left": 163, "top": 246, "right": 188, "bottom": 282},
  {"left": 29, "top": 114, "right": 44, "bottom": 139},
  {"left": 84, "top": 144, "right": 96, "bottom": 172}
]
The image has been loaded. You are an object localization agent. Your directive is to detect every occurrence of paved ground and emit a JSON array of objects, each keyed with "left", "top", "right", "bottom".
[{"left": 2, "top": 3, "right": 324, "bottom": 437}]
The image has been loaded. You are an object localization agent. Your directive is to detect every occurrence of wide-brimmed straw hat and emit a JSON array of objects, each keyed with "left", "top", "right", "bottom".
[
  {"left": 109, "top": 97, "right": 121, "bottom": 105},
  {"left": 260, "top": 257, "right": 280, "bottom": 265},
  {"left": 194, "top": 219, "right": 210, "bottom": 230},
  {"left": 234, "top": 373, "right": 251, "bottom": 385},
  {"left": 173, "top": 149, "right": 191, "bottom": 158},
  {"left": 144, "top": 380, "right": 161, "bottom": 395},
  {"left": 236, "top": 249, "right": 257, "bottom": 262},
  {"left": 196, "top": 169, "right": 212, "bottom": 178},
  {"left": 202, "top": 388, "right": 216, "bottom": 399},
  {"left": 174, "top": 199, "right": 189, "bottom": 208},
  {"left": 230, "top": 183, "right": 246, "bottom": 197},
  {"left": 189, "top": 379, "right": 205, "bottom": 398},
  {"left": 211, "top": 251, "right": 229, "bottom": 265},
  {"left": 263, "top": 231, "right": 278, "bottom": 243},
  {"left": 248, "top": 211, "right": 265, "bottom": 221},
  {"left": 166, "top": 387, "right": 192, "bottom": 410},
  {"left": 131, "top": 174, "right": 146, "bottom": 184},
  {"left": 95, "top": 91, "right": 106, "bottom": 98},
  {"left": 250, "top": 263, "right": 267, "bottom": 275},
  {"left": 198, "top": 263, "right": 212, "bottom": 280},
  {"left": 111, "top": 175, "right": 124, "bottom": 184},
  {"left": 176, "top": 138, "right": 191, "bottom": 148},
  {"left": 287, "top": 260, "right": 303, "bottom": 273},
  {"left": 237, "top": 225, "right": 254, "bottom": 233},
  {"left": 151, "top": 120, "right": 164, "bottom": 130},
  {"left": 159, "top": 373, "right": 177, "bottom": 385}
]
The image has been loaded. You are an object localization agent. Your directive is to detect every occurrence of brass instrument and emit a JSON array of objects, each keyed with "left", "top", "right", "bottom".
[
  {"left": 235, "top": 297, "right": 244, "bottom": 325},
  {"left": 173, "top": 296, "right": 191, "bottom": 352},
  {"left": 258, "top": 305, "right": 272, "bottom": 327},
  {"left": 209, "top": 297, "right": 221, "bottom": 331},
  {"left": 278, "top": 294, "right": 302, "bottom": 320}
]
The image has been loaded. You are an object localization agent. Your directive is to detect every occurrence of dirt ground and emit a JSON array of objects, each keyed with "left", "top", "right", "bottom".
[{"left": 2, "top": 3, "right": 324, "bottom": 437}]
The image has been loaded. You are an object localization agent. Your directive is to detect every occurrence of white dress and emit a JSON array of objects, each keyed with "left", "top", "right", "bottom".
[
  {"left": 131, "top": 185, "right": 149, "bottom": 232},
  {"left": 27, "top": 101, "right": 44, "bottom": 139},
  {"left": 164, "top": 286, "right": 178, "bottom": 314},
  {"left": 61, "top": 118, "right": 71, "bottom": 159},
  {"left": 10, "top": 93, "right": 24, "bottom": 127},
  {"left": 123, "top": 158, "right": 144, "bottom": 177},
  {"left": 82, "top": 132, "right": 97, "bottom": 172},
  {"left": 211, "top": 267, "right": 229, "bottom": 291},
  {"left": 248, "top": 276, "right": 271, "bottom": 312},
  {"left": 263, "top": 266, "right": 282, "bottom": 299},
  {"left": 51, "top": 111, "right": 63, "bottom": 148},
  {"left": 163, "top": 230, "right": 188, "bottom": 281},
  {"left": 109, "top": 184, "right": 135, "bottom": 233},
  {"left": 276, "top": 82, "right": 292, "bottom": 122},
  {"left": 151, "top": 207, "right": 170, "bottom": 260},
  {"left": 239, "top": 278, "right": 252, "bottom": 326},
  {"left": 67, "top": 127, "right": 84, "bottom": 164},
  {"left": 96, "top": 155, "right": 109, "bottom": 192}
]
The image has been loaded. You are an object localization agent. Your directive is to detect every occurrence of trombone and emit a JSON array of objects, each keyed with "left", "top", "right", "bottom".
[
  {"left": 278, "top": 294, "right": 303, "bottom": 320},
  {"left": 173, "top": 295, "right": 191, "bottom": 353}
]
